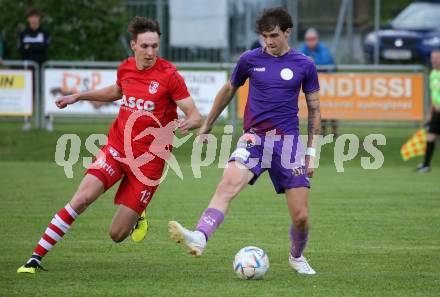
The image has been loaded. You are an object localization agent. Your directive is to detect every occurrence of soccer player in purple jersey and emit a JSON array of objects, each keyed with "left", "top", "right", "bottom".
[{"left": 168, "top": 7, "right": 321, "bottom": 274}]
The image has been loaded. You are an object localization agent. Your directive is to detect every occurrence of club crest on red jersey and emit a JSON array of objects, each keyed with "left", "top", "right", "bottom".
[{"left": 149, "top": 81, "right": 159, "bottom": 94}]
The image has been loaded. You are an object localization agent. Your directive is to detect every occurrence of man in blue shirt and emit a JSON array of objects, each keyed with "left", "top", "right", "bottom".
[
  {"left": 300, "top": 28, "right": 334, "bottom": 65},
  {"left": 300, "top": 28, "right": 337, "bottom": 136}
]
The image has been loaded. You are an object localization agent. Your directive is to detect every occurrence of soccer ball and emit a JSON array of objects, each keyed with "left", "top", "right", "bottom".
[{"left": 233, "top": 246, "right": 269, "bottom": 280}]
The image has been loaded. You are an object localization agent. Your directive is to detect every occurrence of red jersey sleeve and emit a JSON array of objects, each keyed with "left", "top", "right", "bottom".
[
  {"left": 116, "top": 62, "right": 124, "bottom": 88},
  {"left": 168, "top": 71, "right": 190, "bottom": 101}
]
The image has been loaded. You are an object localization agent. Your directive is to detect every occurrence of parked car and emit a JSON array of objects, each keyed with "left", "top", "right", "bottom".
[{"left": 364, "top": 1, "right": 440, "bottom": 64}]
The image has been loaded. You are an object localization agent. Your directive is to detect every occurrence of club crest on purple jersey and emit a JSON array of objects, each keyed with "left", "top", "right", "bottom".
[{"left": 280, "top": 68, "right": 294, "bottom": 80}]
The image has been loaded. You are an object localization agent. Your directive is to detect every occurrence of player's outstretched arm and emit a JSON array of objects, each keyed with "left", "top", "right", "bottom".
[
  {"left": 305, "top": 91, "right": 322, "bottom": 178},
  {"left": 198, "top": 81, "right": 238, "bottom": 135},
  {"left": 55, "top": 84, "right": 122, "bottom": 109},
  {"left": 176, "top": 97, "right": 202, "bottom": 134}
]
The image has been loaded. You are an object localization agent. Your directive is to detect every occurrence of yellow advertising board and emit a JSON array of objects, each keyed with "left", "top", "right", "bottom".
[{"left": 0, "top": 70, "right": 33, "bottom": 116}]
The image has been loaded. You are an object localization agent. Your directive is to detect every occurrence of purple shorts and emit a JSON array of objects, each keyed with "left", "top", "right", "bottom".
[{"left": 229, "top": 131, "right": 310, "bottom": 194}]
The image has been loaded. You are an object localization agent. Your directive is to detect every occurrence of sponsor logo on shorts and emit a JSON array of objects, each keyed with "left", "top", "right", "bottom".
[
  {"left": 148, "top": 81, "right": 159, "bottom": 94},
  {"left": 95, "top": 157, "right": 116, "bottom": 176},
  {"left": 120, "top": 94, "right": 155, "bottom": 111},
  {"left": 108, "top": 146, "right": 120, "bottom": 158},
  {"left": 238, "top": 133, "right": 257, "bottom": 148}
]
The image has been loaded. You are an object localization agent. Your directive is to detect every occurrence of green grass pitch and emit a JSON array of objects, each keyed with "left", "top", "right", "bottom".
[{"left": 0, "top": 122, "right": 439, "bottom": 297}]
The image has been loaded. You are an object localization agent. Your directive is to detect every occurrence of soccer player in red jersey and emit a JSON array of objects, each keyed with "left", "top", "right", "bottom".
[{"left": 17, "top": 17, "right": 201, "bottom": 273}]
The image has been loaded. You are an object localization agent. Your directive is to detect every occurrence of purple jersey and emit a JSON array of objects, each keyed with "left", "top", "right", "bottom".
[{"left": 231, "top": 48, "right": 320, "bottom": 135}]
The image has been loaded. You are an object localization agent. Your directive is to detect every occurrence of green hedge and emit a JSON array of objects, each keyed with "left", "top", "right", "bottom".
[{"left": 0, "top": 0, "right": 128, "bottom": 61}]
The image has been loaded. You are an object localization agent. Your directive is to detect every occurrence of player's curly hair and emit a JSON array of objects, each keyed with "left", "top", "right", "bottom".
[
  {"left": 256, "top": 7, "right": 293, "bottom": 33},
  {"left": 128, "top": 16, "right": 161, "bottom": 41}
]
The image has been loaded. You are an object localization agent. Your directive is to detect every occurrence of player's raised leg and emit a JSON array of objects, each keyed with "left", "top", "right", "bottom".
[
  {"left": 285, "top": 187, "right": 316, "bottom": 275},
  {"left": 17, "top": 174, "right": 105, "bottom": 273},
  {"left": 114, "top": 172, "right": 161, "bottom": 243},
  {"left": 109, "top": 205, "right": 141, "bottom": 243},
  {"left": 168, "top": 161, "right": 253, "bottom": 257}
]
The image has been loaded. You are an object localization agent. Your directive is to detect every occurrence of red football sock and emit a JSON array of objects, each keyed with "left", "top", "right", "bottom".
[{"left": 33, "top": 203, "right": 78, "bottom": 258}]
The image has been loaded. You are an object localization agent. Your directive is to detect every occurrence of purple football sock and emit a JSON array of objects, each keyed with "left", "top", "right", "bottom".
[
  {"left": 196, "top": 208, "right": 225, "bottom": 241},
  {"left": 290, "top": 224, "right": 309, "bottom": 258}
]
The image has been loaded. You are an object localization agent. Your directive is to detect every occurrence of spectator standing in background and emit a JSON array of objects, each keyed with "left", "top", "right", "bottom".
[
  {"left": 18, "top": 8, "right": 52, "bottom": 131},
  {"left": 300, "top": 28, "right": 337, "bottom": 136},
  {"left": 417, "top": 49, "right": 440, "bottom": 172},
  {"left": 18, "top": 8, "right": 51, "bottom": 65},
  {"left": 300, "top": 28, "right": 334, "bottom": 65}
]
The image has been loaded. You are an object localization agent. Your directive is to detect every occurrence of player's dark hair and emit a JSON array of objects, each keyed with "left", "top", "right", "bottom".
[
  {"left": 26, "top": 8, "right": 42, "bottom": 17},
  {"left": 128, "top": 16, "right": 161, "bottom": 41},
  {"left": 256, "top": 7, "right": 293, "bottom": 33}
]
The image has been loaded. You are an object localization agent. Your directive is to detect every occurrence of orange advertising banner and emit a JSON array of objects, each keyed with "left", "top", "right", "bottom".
[{"left": 237, "top": 72, "right": 425, "bottom": 121}]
